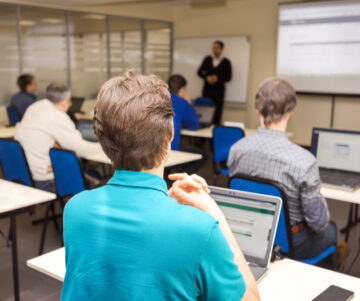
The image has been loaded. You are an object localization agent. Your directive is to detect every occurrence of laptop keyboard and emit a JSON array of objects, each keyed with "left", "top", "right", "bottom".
[{"left": 320, "top": 169, "right": 360, "bottom": 189}]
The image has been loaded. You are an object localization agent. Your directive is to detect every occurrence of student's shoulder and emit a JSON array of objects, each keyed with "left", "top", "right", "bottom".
[
  {"left": 231, "top": 134, "right": 257, "bottom": 151},
  {"left": 288, "top": 140, "right": 316, "bottom": 163},
  {"left": 167, "top": 196, "right": 218, "bottom": 235}
]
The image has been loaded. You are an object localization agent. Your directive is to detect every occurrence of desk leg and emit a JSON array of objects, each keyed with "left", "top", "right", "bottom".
[
  {"left": 10, "top": 215, "right": 20, "bottom": 301},
  {"left": 340, "top": 204, "right": 360, "bottom": 242}
]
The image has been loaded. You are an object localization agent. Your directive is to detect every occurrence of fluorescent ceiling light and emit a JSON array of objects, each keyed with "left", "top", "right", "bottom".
[
  {"left": 41, "top": 18, "right": 63, "bottom": 24},
  {"left": 83, "top": 14, "right": 106, "bottom": 20},
  {"left": 20, "top": 20, "right": 36, "bottom": 26}
]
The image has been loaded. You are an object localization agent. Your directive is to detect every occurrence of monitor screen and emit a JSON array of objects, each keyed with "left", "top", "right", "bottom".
[
  {"left": 312, "top": 129, "right": 360, "bottom": 173},
  {"left": 210, "top": 191, "right": 277, "bottom": 261},
  {"left": 277, "top": 1, "right": 360, "bottom": 94}
]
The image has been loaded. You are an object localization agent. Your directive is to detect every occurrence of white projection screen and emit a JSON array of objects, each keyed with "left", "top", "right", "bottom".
[{"left": 277, "top": 1, "right": 360, "bottom": 94}]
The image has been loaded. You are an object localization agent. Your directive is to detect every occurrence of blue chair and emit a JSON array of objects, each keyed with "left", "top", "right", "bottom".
[
  {"left": 0, "top": 138, "right": 33, "bottom": 186},
  {"left": 229, "top": 174, "right": 336, "bottom": 268},
  {"left": 195, "top": 97, "right": 212, "bottom": 106},
  {"left": 49, "top": 148, "right": 86, "bottom": 199},
  {"left": 6, "top": 106, "right": 20, "bottom": 126},
  {"left": 0, "top": 138, "right": 59, "bottom": 254},
  {"left": 212, "top": 126, "right": 244, "bottom": 184}
]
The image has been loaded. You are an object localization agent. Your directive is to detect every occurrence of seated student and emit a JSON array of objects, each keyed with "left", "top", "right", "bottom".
[
  {"left": 168, "top": 74, "right": 199, "bottom": 150},
  {"left": 61, "top": 72, "right": 259, "bottom": 301},
  {"left": 227, "top": 77, "right": 337, "bottom": 260},
  {"left": 10, "top": 74, "right": 37, "bottom": 120},
  {"left": 15, "top": 82, "right": 102, "bottom": 193}
]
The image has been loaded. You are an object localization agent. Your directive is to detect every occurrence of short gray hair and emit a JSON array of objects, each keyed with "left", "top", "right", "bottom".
[
  {"left": 46, "top": 82, "right": 71, "bottom": 104},
  {"left": 255, "top": 77, "right": 296, "bottom": 126}
]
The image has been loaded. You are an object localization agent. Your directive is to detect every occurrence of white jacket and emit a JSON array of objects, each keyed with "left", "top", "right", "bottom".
[{"left": 15, "top": 99, "right": 102, "bottom": 181}]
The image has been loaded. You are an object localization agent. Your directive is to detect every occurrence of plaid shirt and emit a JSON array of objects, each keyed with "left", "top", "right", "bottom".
[{"left": 227, "top": 127, "right": 329, "bottom": 232}]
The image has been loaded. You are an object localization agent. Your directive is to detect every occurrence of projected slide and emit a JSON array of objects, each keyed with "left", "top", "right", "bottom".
[
  {"left": 277, "top": 1, "right": 360, "bottom": 94},
  {"left": 217, "top": 200, "right": 275, "bottom": 260}
]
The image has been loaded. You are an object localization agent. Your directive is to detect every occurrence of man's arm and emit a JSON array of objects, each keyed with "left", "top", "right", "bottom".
[
  {"left": 197, "top": 56, "right": 210, "bottom": 79},
  {"left": 300, "top": 161, "right": 330, "bottom": 232},
  {"left": 183, "top": 101, "right": 200, "bottom": 131},
  {"left": 169, "top": 173, "right": 260, "bottom": 301},
  {"left": 51, "top": 114, "right": 101, "bottom": 157}
]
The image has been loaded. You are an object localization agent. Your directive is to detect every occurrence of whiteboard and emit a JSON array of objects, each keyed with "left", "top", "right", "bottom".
[{"left": 173, "top": 36, "right": 251, "bottom": 104}]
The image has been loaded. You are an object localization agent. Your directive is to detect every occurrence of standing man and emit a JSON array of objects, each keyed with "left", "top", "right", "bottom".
[
  {"left": 197, "top": 40, "right": 232, "bottom": 125},
  {"left": 10, "top": 74, "right": 37, "bottom": 120}
]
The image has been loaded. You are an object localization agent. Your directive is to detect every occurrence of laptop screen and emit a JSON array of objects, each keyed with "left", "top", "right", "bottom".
[
  {"left": 209, "top": 186, "right": 281, "bottom": 267},
  {"left": 311, "top": 128, "right": 360, "bottom": 173}
]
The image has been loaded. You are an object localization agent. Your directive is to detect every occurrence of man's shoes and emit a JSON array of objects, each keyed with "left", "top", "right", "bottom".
[{"left": 337, "top": 241, "right": 350, "bottom": 266}]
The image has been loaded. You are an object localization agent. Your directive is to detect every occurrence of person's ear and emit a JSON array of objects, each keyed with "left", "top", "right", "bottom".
[
  {"left": 170, "top": 123, "right": 174, "bottom": 142},
  {"left": 255, "top": 109, "right": 262, "bottom": 116},
  {"left": 178, "top": 87, "right": 185, "bottom": 97}
]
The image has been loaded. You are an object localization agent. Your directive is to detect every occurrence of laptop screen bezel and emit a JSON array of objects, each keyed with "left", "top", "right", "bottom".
[
  {"left": 311, "top": 127, "right": 360, "bottom": 172},
  {"left": 208, "top": 185, "right": 282, "bottom": 268}
]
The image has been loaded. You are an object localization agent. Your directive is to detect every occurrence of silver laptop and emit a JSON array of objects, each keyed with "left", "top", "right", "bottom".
[
  {"left": 311, "top": 128, "right": 360, "bottom": 191},
  {"left": 194, "top": 105, "right": 215, "bottom": 127},
  {"left": 209, "top": 186, "right": 282, "bottom": 282}
]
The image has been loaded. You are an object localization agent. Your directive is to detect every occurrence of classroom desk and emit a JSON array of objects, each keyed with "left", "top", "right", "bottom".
[
  {"left": 0, "top": 180, "right": 56, "bottom": 301},
  {"left": 181, "top": 126, "right": 293, "bottom": 139},
  {"left": 27, "top": 247, "right": 360, "bottom": 301},
  {"left": 321, "top": 185, "right": 360, "bottom": 241},
  {"left": 85, "top": 150, "right": 202, "bottom": 168},
  {"left": 0, "top": 126, "right": 16, "bottom": 138}
]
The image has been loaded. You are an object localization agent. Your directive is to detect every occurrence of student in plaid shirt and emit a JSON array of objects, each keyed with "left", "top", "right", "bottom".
[{"left": 228, "top": 77, "right": 337, "bottom": 261}]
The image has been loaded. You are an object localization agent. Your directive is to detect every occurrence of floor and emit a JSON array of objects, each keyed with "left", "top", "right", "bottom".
[{"left": 0, "top": 137, "right": 359, "bottom": 300}]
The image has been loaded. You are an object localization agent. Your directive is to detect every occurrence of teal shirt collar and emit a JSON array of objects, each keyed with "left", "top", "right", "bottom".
[{"left": 107, "top": 170, "right": 169, "bottom": 197}]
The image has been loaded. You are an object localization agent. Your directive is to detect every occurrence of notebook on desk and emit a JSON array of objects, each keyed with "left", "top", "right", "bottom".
[
  {"left": 311, "top": 128, "right": 360, "bottom": 191},
  {"left": 209, "top": 186, "right": 282, "bottom": 282}
]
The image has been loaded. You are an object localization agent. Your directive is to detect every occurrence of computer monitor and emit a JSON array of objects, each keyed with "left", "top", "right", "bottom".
[
  {"left": 68, "top": 97, "right": 85, "bottom": 114},
  {"left": 311, "top": 128, "right": 360, "bottom": 173},
  {"left": 209, "top": 186, "right": 281, "bottom": 268}
]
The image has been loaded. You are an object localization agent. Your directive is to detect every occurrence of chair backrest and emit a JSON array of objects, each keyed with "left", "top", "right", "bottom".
[
  {"left": 229, "top": 174, "right": 294, "bottom": 256},
  {"left": 6, "top": 106, "right": 20, "bottom": 125},
  {"left": 49, "top": 148, "right": 86, "bottom": 197},
  {"left": 195, "top": 97, "right": 212, "bottom": 106},
  {"left": 213, "top": 126, "right": 245, "bottom": 163},
  {"left": 0, "top": 138, "right": 33, "bottom": 186}
]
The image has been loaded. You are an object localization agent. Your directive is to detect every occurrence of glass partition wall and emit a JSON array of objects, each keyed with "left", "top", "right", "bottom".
[{"left": 0, "top": 3, "right": 172, "bottom": 104}]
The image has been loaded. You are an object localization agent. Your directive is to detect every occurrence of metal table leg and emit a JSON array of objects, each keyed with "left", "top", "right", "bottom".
[{"left": 10, "top": 215, "right": 20, "bottom": 301}]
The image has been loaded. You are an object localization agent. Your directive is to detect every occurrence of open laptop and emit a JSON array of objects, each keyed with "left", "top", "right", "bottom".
[
  {"left": 311, "top": 128, "right": 360, "bottom": 191},
  {"left": 209, "top": 186, "right": 282, "bottom": 282},
  {"left": 194, "top": 105, "right": 215, "bottom": 128},
  {"left": 68, "top": 97, "right": 85, "bottom": 114}
]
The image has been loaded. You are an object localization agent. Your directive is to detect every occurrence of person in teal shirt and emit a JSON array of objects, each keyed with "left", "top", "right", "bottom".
[{"left": 61, "top": 72, "right": 259, "bottom": 301}]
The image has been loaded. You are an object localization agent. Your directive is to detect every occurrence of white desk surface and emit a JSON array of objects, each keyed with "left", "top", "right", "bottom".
[
  {"left": 321, "top": 185, "right": 360, "bottom": 205},
  {"left": 85, "top": 150, "right": 202, "bottom": 168},
  {"left": 0, "top": 126, "right": 16, "bottom": 138},
  {"left": 0, "top": 180, "right": 56, "bottom": 214},
  {"left": 181, "top": 126, "right": 293, "bottom": 139},
  {"left": 27, "top": 248, "right": 360, "bottom": 300}
]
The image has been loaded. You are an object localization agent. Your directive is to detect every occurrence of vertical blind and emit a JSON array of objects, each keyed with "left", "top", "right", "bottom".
[{"left": 0, "top": 3, "right": 172, "bottom": 103}]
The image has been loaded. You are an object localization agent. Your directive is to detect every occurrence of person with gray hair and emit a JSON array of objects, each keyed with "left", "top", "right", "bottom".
[
  {"left": 15, "top": 82, "right": 102, "bottom": 193},
  {"left": 227, "top": 77, "right": 337, "bottom": 262}
]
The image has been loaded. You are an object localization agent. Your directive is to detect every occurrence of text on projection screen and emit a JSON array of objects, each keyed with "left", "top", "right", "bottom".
[{"left": 277, "top": 1, "right": 360, "bottom": 94}]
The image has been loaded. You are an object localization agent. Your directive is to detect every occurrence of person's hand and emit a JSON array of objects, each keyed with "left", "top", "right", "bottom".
[
  {"left": 206, "top": 75, "right": 214, "bottom": 84},
  {"left": 178, "top": 89, "right": 192, "bottom": 104},
  {"left": 212, "top": 75, "right": 218, "bottom": 83},
  {"left": 168, "top": 173, "right": 220, "bottom": 216}
]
